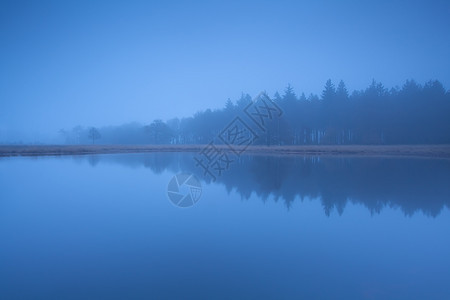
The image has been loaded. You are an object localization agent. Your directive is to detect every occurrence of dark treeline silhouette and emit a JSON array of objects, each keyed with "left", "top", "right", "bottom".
[
  {"left": 60, "top": 79, "right": 450, "bottom": 145},
  {"left": 79, "top": 153, "right": 450, "bottom": 217}
]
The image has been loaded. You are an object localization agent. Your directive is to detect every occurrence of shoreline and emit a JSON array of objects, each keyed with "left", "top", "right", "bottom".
[{"left": 1, "top": 144, "right": 450, "bottom": 159}]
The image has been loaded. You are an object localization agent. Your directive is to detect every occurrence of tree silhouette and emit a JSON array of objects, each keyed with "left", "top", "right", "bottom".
[
  {"left": 145, "top": 120, "right": 173, "bottom": 144},
  {"left": 61, "top": 79, "right": 450, "bottom": 145},
  {"left": 336, "top": 80, "right": 349, "bottom": 101},
  {"left": 88, "top": 127, "right": 101, "bottom": 144},
  {"left": 321, "top": 79, "right": 336, "bottom": 103}
]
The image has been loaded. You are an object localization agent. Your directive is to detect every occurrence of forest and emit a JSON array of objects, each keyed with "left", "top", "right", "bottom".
[{"left": 60, "top": 79, "right": 450, "bottom": 145}]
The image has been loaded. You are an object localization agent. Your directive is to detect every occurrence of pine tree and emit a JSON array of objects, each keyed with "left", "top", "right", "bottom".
[
  {"left": 336, "top": 80, "right": 349, "bottom": 101},
  {"left": 321, "top": 79, "right": 336, "bottom": 102}
]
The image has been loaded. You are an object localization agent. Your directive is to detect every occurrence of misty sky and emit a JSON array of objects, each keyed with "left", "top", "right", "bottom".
[{"left": 1, "top": 0, "right": 450, "bottom": 137}]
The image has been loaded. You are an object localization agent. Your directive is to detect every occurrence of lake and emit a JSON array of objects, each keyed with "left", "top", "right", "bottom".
[{"left": 1, "top": 153, "right": 449, "bottom": 299}]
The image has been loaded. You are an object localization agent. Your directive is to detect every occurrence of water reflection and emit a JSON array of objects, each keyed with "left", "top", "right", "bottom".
[
  {"left": 1, "top": 153, "right": 449, "bottom": 300},
  {"left": 80, "top": 153, "right": 450, "bottom": 217}
]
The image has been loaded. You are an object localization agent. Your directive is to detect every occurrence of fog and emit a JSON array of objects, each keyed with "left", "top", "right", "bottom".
[{"left": 1, "top": 0, "right": 450, "bottom": 143}]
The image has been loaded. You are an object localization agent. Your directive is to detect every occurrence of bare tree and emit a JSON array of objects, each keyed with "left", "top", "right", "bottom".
[{"left": 88, "top": 127, "right": 101, "bottom": 144}]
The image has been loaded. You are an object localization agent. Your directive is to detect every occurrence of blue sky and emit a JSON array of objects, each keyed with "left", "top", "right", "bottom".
[{"left": 1, "top": 0, "right": 449, "bottom": 138}]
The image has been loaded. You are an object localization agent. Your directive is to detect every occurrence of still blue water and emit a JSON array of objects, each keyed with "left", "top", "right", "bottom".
[{"left": 0, "top": 153, "right": 449, "bottom": 299}]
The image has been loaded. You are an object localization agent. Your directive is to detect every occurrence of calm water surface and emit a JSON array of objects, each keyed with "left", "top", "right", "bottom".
[{"left": 0, "top": 153, "right": 449, "bottom": 299}]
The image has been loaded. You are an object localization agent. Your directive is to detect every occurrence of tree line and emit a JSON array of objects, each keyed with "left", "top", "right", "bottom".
[{"left": 60, "top": 79, "right": 450, "bottom": 145}]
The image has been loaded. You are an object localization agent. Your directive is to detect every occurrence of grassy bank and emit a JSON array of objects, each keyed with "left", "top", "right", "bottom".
[{"left": 1, "top": 144, "right": 450, "bottom": 158}]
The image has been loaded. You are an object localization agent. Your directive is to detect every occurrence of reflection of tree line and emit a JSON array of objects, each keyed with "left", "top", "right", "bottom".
[{"left": 87, "top": 153, "right": 450, "bottom": 217}]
